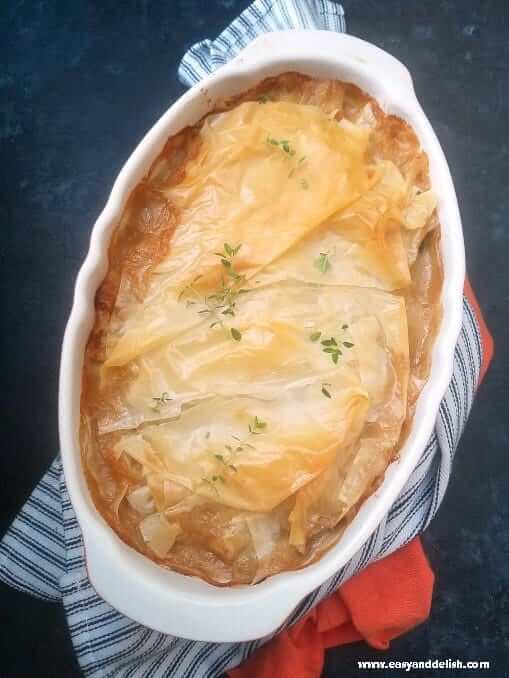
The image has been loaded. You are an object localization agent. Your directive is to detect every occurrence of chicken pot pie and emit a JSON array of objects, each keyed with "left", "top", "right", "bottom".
[{"left": 81, "top": 73, "right": 442, "bottom": 585}]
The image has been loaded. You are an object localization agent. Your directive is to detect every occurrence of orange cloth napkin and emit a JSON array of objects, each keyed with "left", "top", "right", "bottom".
[
  {"left": 229, "top": 280, "right": 493, "bottom": 678},
  {"left": 464, "top": 279, "right": 493, "bottom": 384},
  {"left": 229, "top": 538, "right": 433, "bottom": 678}
]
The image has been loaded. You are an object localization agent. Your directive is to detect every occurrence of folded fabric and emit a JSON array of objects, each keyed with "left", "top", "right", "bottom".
[
  {"left": 177, "top": 0, "right": 345, "bottom": 86},
  {"left": 0, "top": 1, "right": 494, "bottom": 676},
  {"left": 229, "top": 538, "right": 434, "bottom": 678}
]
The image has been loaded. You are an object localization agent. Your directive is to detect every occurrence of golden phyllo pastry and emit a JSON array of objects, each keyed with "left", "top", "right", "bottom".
[{"left": 81, "top": 74, "right": 442, "bottom": 585}]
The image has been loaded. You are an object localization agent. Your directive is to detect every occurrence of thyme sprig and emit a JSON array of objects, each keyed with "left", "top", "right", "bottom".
[
  {"left": 178, "top": 243, "right": 247, "bottom": 340},
  {"left": 266, "top": 136, "right": 296, "bottom": 156},
  {"left": 214, "top": 453, "right": 239, "bottom": 474},
  {"left": 288, "top": 155, "right": 308, "bottom": 178},
  {"left": 201, "top": 475, "right": 225, "bottom": 495},
  {"left": 150, "top": 392, "right": 173, "bottom": 412},
  {"left": 206, "top": 417, "right": 268, "bottom": 486},
  {"left": 266, "top": 137, "right": 308, "bottom": 183}
]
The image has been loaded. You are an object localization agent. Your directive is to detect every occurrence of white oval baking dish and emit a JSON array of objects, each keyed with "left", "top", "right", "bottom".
[{"left": 59, "top": 30, "right": 465, "bottom": 643}]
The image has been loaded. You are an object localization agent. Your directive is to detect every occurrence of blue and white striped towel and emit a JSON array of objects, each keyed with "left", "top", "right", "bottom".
[{"left": 0, "top": 1, "right": 483, "bottom": 676}]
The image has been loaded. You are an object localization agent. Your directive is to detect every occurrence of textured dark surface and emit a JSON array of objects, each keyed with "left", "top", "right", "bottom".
[{"left": 0, "top": 1, "right": 507, "bottom": 676}]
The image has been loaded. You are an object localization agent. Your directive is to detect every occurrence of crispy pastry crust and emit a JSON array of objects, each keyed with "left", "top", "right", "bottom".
[{"left": 81, "top": 73, "right": 442, "bottom": 586}]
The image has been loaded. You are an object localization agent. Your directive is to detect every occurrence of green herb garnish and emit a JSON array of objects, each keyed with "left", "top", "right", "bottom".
[
  {"left": 309, "top": 331, "right": 322, "bottom": 342},
  {"left": 201, "top": 476, "right": 223, "bottom": 495},
  {"left": 232, "top": 434, "right": 255, "bottom": 450},
  {"left": 178, "top": 243, "right": 247, "bottom": 339},
  {"left": 320, "top": 337, "right": 342, "bottom": 364},
  {"left": 266, "top": 136, "right": 296, "bottom": 156},
  {"left": 217, "top": 242, "right": 242, "bottom": 258},
  {"left": 211, "top": 417, "right": 268, "bottom": 478},
  {"left": 266, "top": 140, "right": 309, "bottom": 186},
  {"left": 314, "top": 334, "right": 355, "bottom": 364},
  {"left": 249, "top": 416, "right": 267, "bottom": 435},
  {"left": 321, "top": 383, "right": 332, "bottom": 399},
  {"left": 314, "top": 251, "right": 331, "bottom": 274},
  {"left": 150, "top": 392, "right": 173, "bottom": 412},
  {"left": 214, "top": 438, "right": 243, "bottom": 474}
]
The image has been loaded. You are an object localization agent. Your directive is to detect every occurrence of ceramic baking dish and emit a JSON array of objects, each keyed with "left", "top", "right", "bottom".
[{"left": 58, "top": 30, "right": 465, "bottom": 643}]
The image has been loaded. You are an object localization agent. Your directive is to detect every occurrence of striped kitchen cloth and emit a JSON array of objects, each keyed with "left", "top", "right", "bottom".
[{"left": 0, "top": 1, "right": 493, "bottom": 677}]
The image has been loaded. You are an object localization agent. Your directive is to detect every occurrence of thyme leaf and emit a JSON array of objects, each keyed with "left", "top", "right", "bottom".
[
  {"left": 321, "top": 383, "right": 332, "bottom": 399},
  {"left": 315, "top": 335, "right": 351, "bottom": 364},
  {"left": 266, "top": 136, "right": 296, "bottom": 156},
  {"left": 249, "top": 416, "right": 267, "bottom": 435},
  {"left": 314, "top": 251, "right": 331, "bottom": 274},
  {"left": 150, "top": 392, "right": 173, "bottom": 412}
]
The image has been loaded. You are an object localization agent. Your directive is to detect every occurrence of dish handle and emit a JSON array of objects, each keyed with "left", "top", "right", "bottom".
[{"left": 225, "top": 30, "right": 415, "bottom": 99}]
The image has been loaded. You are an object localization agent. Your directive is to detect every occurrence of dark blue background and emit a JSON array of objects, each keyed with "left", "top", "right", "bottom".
[{"left": 1, "top": 1, "right": 507, "bottom": 676}]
